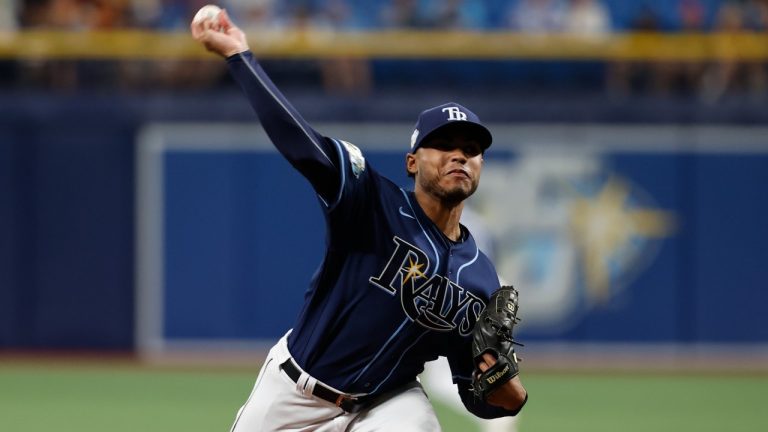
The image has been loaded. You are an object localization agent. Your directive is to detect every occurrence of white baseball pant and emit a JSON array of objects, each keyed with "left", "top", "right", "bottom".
[{"left": 229, "top": 331, "right": 441, "bottom": 432}]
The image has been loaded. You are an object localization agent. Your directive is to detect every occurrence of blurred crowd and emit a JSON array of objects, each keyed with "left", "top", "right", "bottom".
[
  {"left": 2, "top": 0, "right": 766, "bottom": 32},
  {"left": 0, "top": 0, "right": 767, "bottom": 100}
]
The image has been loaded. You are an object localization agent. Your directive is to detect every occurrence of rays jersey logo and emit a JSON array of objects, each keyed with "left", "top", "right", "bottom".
[{"left": 369, "top": 237, "right": 484, "bottom": 335}]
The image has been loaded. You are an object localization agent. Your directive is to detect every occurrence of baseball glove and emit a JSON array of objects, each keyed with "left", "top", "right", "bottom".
[{"left": 471, "top": 286, "right": 522, "bottom": 401}]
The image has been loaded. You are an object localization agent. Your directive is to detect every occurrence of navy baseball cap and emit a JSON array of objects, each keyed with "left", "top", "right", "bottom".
[{"left": 410, "top": 102, "right": 492, "bottom": 153}]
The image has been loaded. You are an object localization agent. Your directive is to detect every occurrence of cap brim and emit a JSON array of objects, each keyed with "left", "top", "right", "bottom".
[{"left": 416, "top": 121, "right": 492, "bottom": 152}]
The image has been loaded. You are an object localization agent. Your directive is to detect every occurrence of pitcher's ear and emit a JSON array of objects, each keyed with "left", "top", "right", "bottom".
[{"left": 405, "top": 153, "right": 417, "bottom": 178}]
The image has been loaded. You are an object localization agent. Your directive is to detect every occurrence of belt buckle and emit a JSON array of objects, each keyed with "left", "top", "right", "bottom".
[{"left": 335, "top": 394, "right": 359, "bottom": 412}]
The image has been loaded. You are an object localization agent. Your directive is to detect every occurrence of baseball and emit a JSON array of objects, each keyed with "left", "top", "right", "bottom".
[{"left": 193, "top": 4, "right": 222, "bottom": 26}]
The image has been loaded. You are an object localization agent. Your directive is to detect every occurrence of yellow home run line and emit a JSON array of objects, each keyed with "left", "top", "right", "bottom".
[{"left": 1, "top": 30, "right": 767, "bottom": 60}]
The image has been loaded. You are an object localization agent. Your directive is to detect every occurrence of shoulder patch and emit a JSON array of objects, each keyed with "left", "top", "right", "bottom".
[{"left": 341, "top": 140, "right": 365, "bottom": 178}]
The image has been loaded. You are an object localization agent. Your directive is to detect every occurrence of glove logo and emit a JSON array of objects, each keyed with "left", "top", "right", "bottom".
[
  {"left": 485, "top": 364, "right": 510, "bottom": 384},
  {"left": 369, "top": 236, "right": 485, "bottom": 334}
]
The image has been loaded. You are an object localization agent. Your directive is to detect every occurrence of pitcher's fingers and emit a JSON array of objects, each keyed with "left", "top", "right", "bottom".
[
  {"left": 219, "top": 9, "right": 232, "bottom": 31},
  {"left": 190, "top": 20, "right": 204, "bottom": 39},
  {"left": 482, "top": 353, "right": 497, "bottom": 366}
]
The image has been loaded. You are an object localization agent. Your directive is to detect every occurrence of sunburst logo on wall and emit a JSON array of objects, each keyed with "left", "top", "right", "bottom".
[
  {"left": 568, "top": 175, "right": 676, "bottom": 306},
  {"left": 466, "top": 153, "right": 677, "bottom": 332}
]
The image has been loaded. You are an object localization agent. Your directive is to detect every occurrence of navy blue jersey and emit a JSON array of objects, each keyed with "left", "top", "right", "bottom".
[{"left": 227, "top": 52, "right": 514, "bottom": 419}]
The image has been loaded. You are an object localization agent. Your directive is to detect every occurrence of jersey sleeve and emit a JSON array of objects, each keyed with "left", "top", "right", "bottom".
[{"left": 226, "top": 51, "right": 341, "bottom": 204}]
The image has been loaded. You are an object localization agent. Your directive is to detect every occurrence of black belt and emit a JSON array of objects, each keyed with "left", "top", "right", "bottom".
[{"left": 280, "top": 359, "right": 373, "bottom": 414}]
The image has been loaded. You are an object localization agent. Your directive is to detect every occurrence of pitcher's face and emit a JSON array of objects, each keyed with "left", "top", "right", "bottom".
[{"left": 407, "top": 134, "right": 484, "bottom": 204}]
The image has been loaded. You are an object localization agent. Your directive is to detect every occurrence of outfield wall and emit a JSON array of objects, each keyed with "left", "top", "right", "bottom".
[{"left": 136, "top": 122, "right": 768, "bottom": 355}]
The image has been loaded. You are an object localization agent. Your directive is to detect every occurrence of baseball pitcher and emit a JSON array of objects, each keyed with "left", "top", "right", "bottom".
[{"left": 190, "top": 8, "right": 528, "bottom": 431}]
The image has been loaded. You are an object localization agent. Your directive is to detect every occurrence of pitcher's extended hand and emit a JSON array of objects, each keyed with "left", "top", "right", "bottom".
[{"left": 190, "top": 9, "right": 249, "bottom": 58}]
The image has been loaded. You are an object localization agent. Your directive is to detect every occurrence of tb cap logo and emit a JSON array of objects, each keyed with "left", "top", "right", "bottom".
[{"left": 442, "top": 106, "right": 468, "bottom": 121}]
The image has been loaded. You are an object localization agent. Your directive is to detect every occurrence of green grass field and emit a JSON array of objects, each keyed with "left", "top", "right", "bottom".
[{"left": 1, "top": 362, "right": 765, "bottom": 432}]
